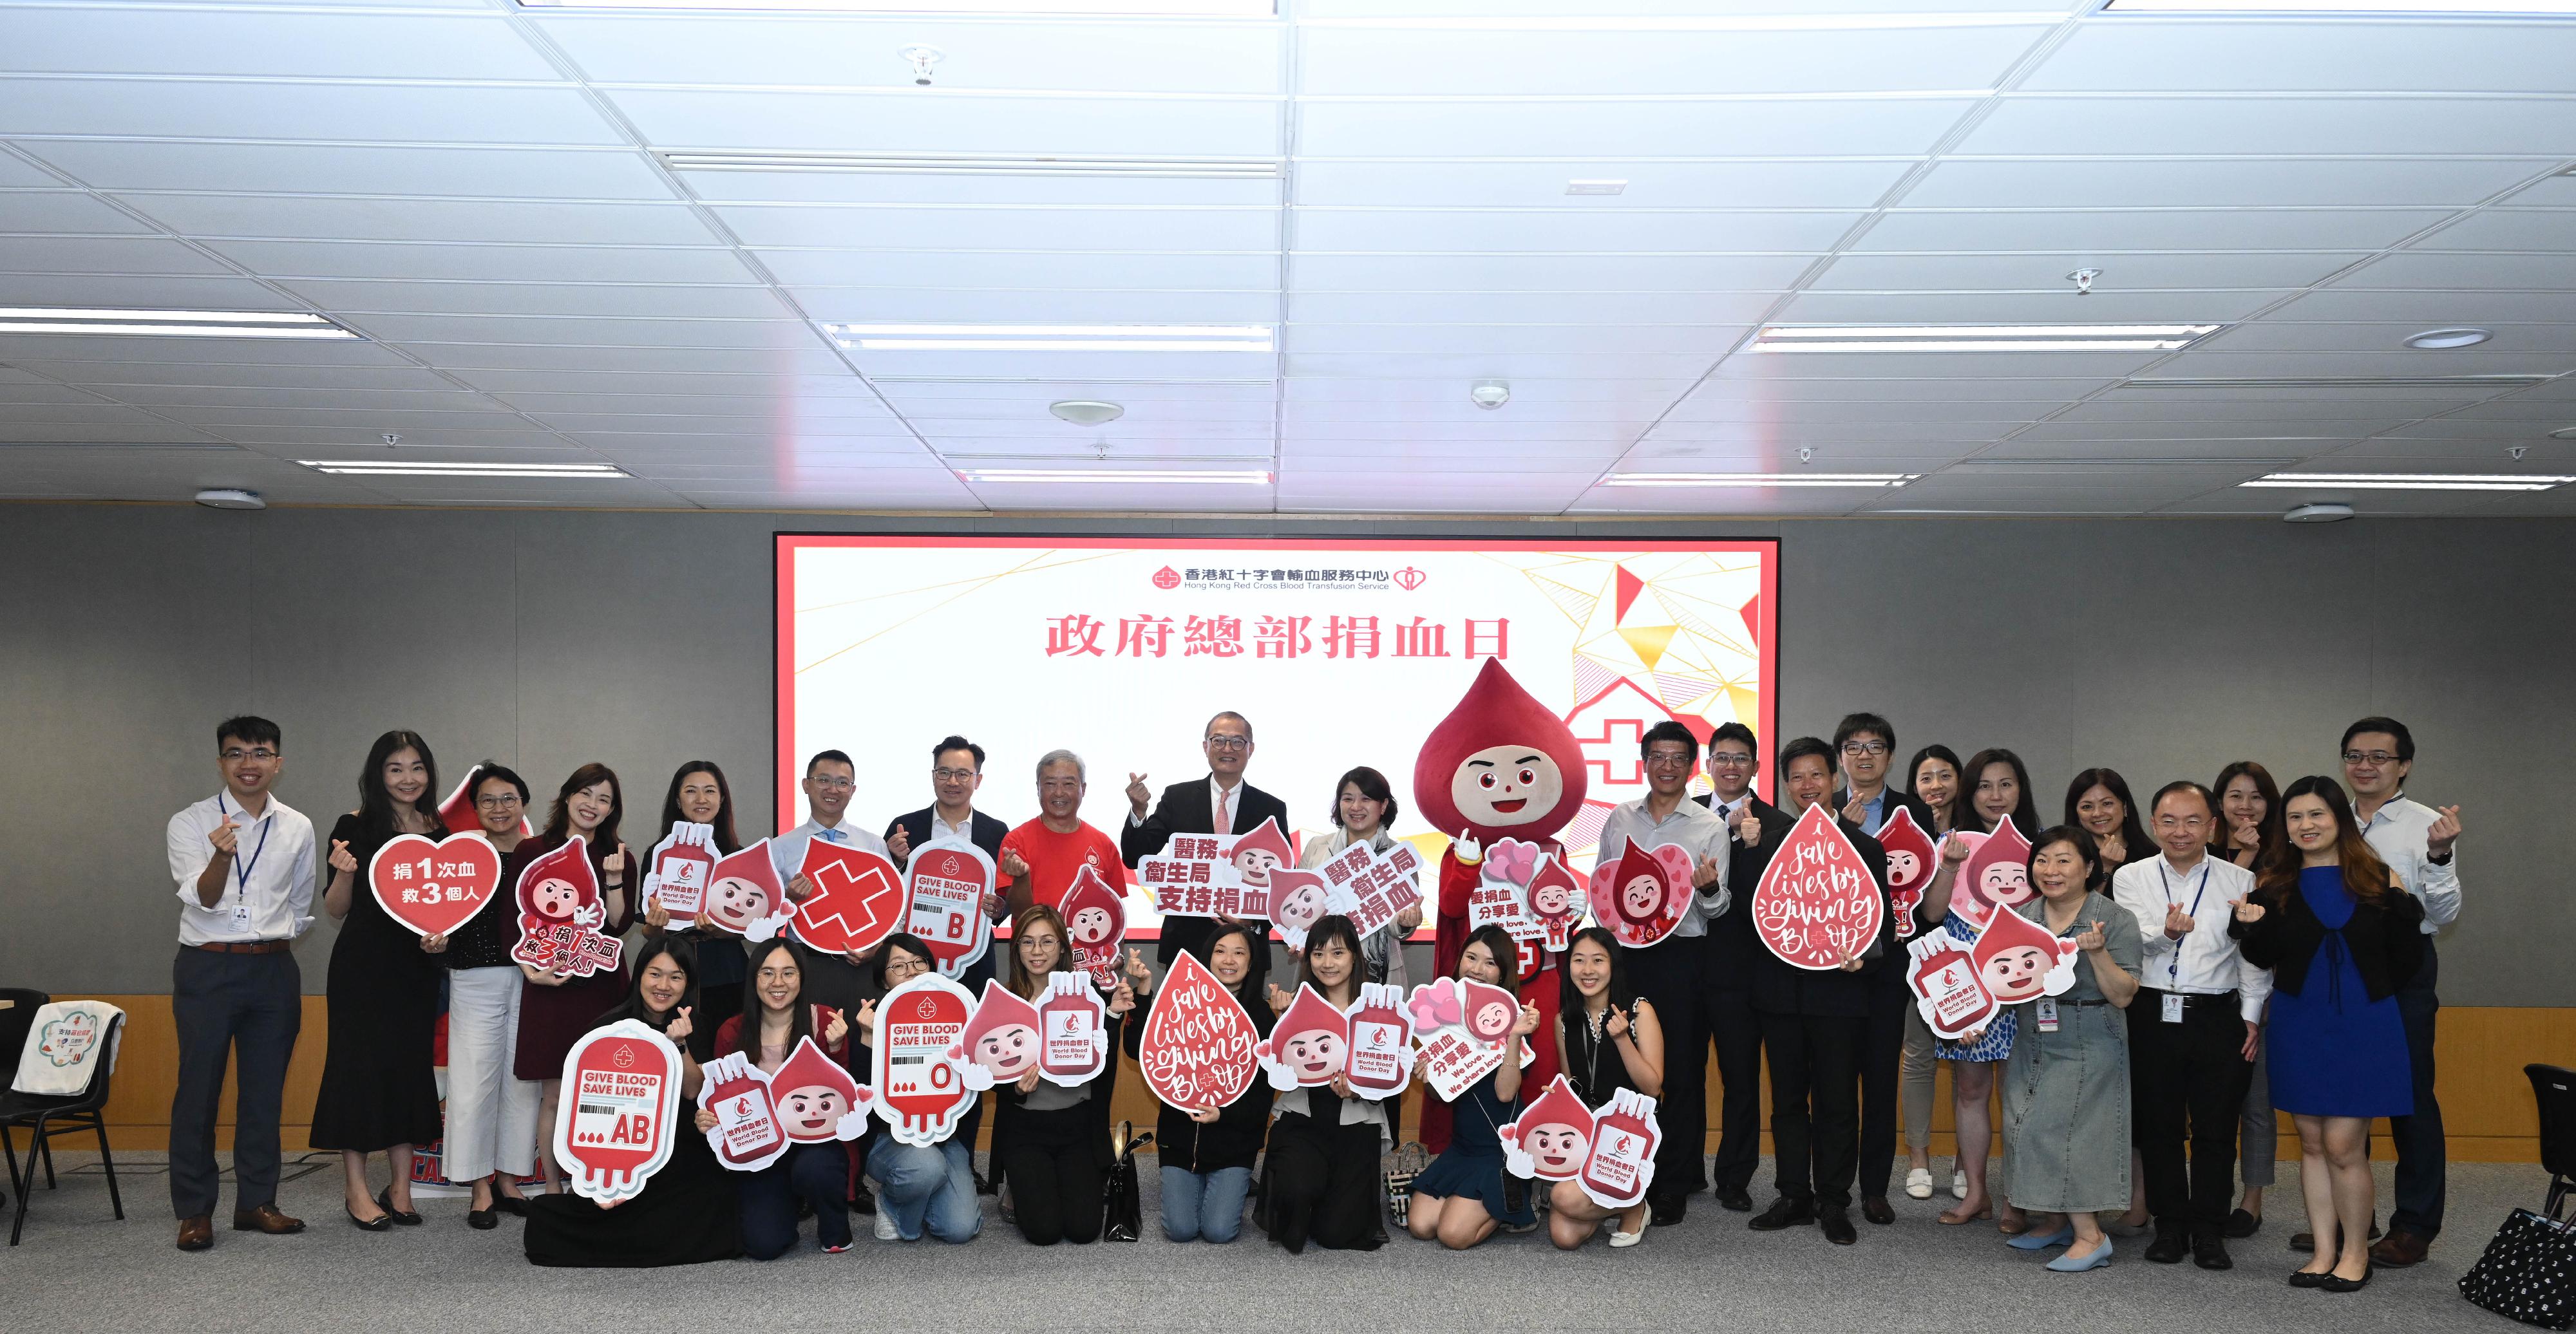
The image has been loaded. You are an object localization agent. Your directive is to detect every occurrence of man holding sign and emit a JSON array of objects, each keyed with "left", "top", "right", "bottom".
[
  {"left": 882, "top": 735, "right": 1014, "bottom": 1199},
  {"left": 1591, "top": 720, "right": 1730, "bottom": 1228},
  {"left": 1121, "top": 710, "right": 1287, "bottom": 984},
  {"left": 770, "top": 749, "right": 893, "bottom": 1013}
]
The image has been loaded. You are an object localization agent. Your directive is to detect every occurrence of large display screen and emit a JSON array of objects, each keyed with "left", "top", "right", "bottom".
[{"left": 777, "top": 536, "right": 1777, "bottom": 934}]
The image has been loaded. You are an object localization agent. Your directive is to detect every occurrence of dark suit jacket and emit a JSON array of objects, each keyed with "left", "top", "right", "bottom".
[
  {"left": 1695, "top": 793, "right": 1799, "bottom": 988},
  {"left": 1119, "top": 776, "right": 1288, "bottom": 973},
  {"left": 883, "top": 806, "right": 1012, "bottom": 922},
  {"left": 1745, "top": 816, "right": 1893, "bottom": 1019}
]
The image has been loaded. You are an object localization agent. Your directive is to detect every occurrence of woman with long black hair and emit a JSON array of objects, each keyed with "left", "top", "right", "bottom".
[
  {"left": 1900, "top": 744, "right": 1963, "bottom": 1201},
  {"left": 311, "top": 729, "right": 448, "bottom": 1230},
  {"left": 509, "top": 764, "right": 636, "bottom": 1195},
  {"left": 1406, "top": 923, "right": 1540, "bottom": 1249},
  {"left": 641, "top": 760, "right": 748, "bottom": 1033},
  {"left": 2213, "top": 759, "right": 2286, "bottom": 1235},
  {"left": 1260, "top": 914, "right": 1388, "bottom": 1254},
  {"left": 1122, "top": 921, "right": 1274, "bottom": 1243},
  {"left": 2065, "top": 768, "right": 2150, "bottom": 880},
  {"left": 1548, "top": 925, "right": 1664, "bottom": 1249},
  {"left": 1937, "top": 746, "right": 2039, "bottom": 1232},
  {"left": 712, "top": 937, "right": 856, "bottom": 1259}
]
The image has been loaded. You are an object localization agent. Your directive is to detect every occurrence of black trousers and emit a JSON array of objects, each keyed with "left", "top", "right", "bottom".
[
  {"left": 1001, "top": 1104, "right": 1106, "bottom": 1246},
  {"left": 1707, "top": 979, "right": 1765, "bottom": 1196},
  {"left": 1856, "top": 969, "right": 1912, "bottom": 1201},
  {"left": 1759, "top": 1010, "right": 1866, "bottom": 1208},
  {"left": 739, "top": 1143, "right": 849, "bottom": 1260},
  {"left": 2129, "top": 990, "right": 2253, "bottom": 1237},
  {"left": 1623, "top": 937, "right": 1708, "bottom": 1201},
  {"left": 2389, "top": 939, "right": 2446, "bottom": 1239},
  {"left": 168, "top": 946, "right": 301, "bottom": 1219},
  {"left": 1261, "top": 1109, "right": 1383, "bottom": 1253}
]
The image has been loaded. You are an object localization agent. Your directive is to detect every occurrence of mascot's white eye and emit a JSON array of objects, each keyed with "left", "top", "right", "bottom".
[{"left": 1478, "top": 773, "right": 1499, "bottom": 790}]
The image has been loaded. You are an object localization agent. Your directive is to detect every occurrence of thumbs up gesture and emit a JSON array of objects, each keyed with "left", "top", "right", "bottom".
[
  {"left": 2163, "top": 901, "right": 2197, "bottom": 941},
  {"left": 1737, "top": 809, "right": 1763, "bottom": 848}
]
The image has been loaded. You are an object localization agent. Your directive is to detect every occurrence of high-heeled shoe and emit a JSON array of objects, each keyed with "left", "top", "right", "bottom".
[
  {"left": 2047, "top": 1239, "right": 2114, "bottom": 1272},
  {"left": 346, "top": 1204, "right": 392, "bottom": 1232},
  {"left": 1938, "top": 1203, "right": 1993, "bottom": 1226},
  {"left": 376, "top": 1187, "right": 423, "bottom": 1226},
  {"left": 2009, "top": 1222, "right": 2076, "bottom": 1250}
]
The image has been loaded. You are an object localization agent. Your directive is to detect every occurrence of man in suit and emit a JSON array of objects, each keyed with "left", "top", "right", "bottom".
[
  {"left": 1694, "top": 721, "right": 1796, "bottom": 1213},
  {"left": 1120, "top": 709, "right": 1287, "bottom": 981},
  {"left": 1747, "top": 737, "right": 1895, "bottom": 1245},
  {"left": 1830, "top": 712, "right": 1940, "bottom": 1226}
]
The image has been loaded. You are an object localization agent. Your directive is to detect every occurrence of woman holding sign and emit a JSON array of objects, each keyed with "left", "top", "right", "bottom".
[
  {"left": 643, "top": 761, "right": 748, "bottom": 1035},
  {"left": 1933, "top": 747, "right": 2038, "bottom": 1231},
  {"left": 711, "top": 937, "right": 857, "bottom": 1257},
  {"left": 312, "top": 730, "right": 449, "bottom": 1230},
  {"left": 2213, "top": 760, "right": 2285, "bottom": 1236},
  {"left": 1899, "top": 745, "right": 1964, "bottom": 1203},
  {"left": 1122, "top": 923, "right": 1274, "bottom": 1243},
  {"left": 989, "top": 905, "right": 1135, "bottom": 1246},
  {"left": 511, "top": 764, "right": 636, "bottom": 1195},
  {"left": 1998, "top": 827, "right": 2141, "bottom": 1273},
  {"left": 525, "top": 936, "right": 738, "bottom": 1267},
  {"left": 1261, "top": 915, "right": 1391, "bottom": 1254},
  {"left": 1407, "top": 925, "right": 1540, "bottom": 1249},
  {"left": 856, "top": 934, "right": 983, "bottom": 1244},
  {"left": 1549, "top": 926, "right": 1664, "bottom": 1248}
]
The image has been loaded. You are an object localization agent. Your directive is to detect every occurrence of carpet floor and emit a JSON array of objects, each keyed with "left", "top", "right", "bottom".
[{"left": 1, "top": 1149, "right": 2543, "bottom": 1333}]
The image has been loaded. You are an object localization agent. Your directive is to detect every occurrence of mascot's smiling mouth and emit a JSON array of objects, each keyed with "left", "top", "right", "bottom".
[{"left": 1490, "top": 798, "right": 1527, "bottom": 813}]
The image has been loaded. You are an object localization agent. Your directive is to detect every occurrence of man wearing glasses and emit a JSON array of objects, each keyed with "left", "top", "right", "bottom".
[
  {"left": 1120, "top": 711, "right": 1287, "bottom": 982},
  {"left": 884, "top": 735, "right": 1014, "bottom": 1190},
  {"left": 1596, "top": 720, "right": 1732, "bottom": 1226},
  {"left": 770, "top": 748, "right": 892, "bottom": 1013},
  {"left": 164, "top": 717, "right": 314, "bottom": 1251},
  {"left": 2339, "top": 717, "right": 2463, "bottom": 1269},
  {"left": 1828, "top": 713, "right": 1940, "bottom": 1226},
  {"left": 1694, "top": 720, "right": 1794, "bottom": 1215}
]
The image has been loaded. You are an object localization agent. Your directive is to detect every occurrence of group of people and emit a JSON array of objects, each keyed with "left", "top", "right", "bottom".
[{"left": 162, "top": 706, "right": 2461, "bottom": 1292}]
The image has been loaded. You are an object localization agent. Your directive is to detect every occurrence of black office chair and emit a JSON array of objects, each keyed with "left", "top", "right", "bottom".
[
  {"left": 2530, "top": 1063, "right": 2576, "bottom": 1220},
  {"left": 0, "top": 989, "right": 50, "bottom": 1219},
  {"left": 1, "top": 1008, "right": 125, "bottom": 1245}
]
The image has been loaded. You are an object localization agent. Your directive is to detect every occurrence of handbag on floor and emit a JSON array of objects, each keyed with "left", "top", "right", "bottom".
[
  {"left": 1381, "top": 1141, "right": 1428, "bottom": 1226},
  {"left": 1101, "top": 1122, "right": 1153, "bottom": 1243},
  {"left": 2459, "top": 1203, "right": 2576, "bottom": 1329}
]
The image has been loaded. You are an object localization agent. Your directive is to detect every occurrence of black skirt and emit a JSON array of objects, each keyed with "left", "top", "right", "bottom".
[{"left": 524, "top": 1129, "right": 741, "bottom": 1267}]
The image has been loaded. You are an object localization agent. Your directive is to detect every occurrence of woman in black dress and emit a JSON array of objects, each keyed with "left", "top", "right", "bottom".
[
  {"left": 1548, "top": 925, "right": 1665, "bottom": 1249},
  {"left": 509, "top": 764, "right": 635, "bottom": 1194},
  {"left": 639, "top": 762, "right": 747, "bottom": 1035},
  {"left": 524, "top": 935, "right": 741, "bottom": 1267},
  {"left": 312, "top": 729, "right": 448, "bottom": 1229}
]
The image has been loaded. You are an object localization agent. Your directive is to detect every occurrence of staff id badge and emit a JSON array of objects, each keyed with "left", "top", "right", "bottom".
[
  {"left": 2162, "top": 992, "right": 2186, "bottom": 1024},
  {"left": 2034, "top": 996, "right": 2060, "bottom": 1033}
]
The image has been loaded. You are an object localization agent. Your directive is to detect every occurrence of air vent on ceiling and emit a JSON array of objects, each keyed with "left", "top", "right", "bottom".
[
  {"left": 2116, "top": 374, "right": 2555, "bottom": 391},
  {"left": 660, "top": 151, "right": 1280, "bottom": 179}
]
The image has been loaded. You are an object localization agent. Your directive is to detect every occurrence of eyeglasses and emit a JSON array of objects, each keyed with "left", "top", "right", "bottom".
[
  {"left": 1643, "top": 751, "right": 1696, "bottom": 770},
  {"left": 2341, "top": 751, "right": 2399, "bottom": 767},
  {"left": 808, "top": 776, "right": 854, "bottom": 791},
  {"left": 475, "top": 794, "right": 522, "bottom": 809},
  {"left": 1707, "top": 753, "right": 1755, "bottom": 768},
  {"left": 220, "top": 747, "right": 279, "bottom": 762},
  {"left": 886, "top": 959, "right": 929, "bottom": 982},
  {"left": 931, "top": 767, "right": 979, "bottom": 783},
  {"left": 1841, "top": 740, "right": 1889, "bottom": 757},
  {"left": 1203, "top": 735, "right": 1251, "bottom": 752}
]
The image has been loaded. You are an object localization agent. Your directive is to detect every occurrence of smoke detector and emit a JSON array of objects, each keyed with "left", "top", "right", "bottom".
[
  {"left": 901, "top": 44, "right": 943, "bottom": 86},
  {"left": 1469, "top": 380, "right": 1510, "bottom": 410},
  {"left": 194, "top": 488, "right": 265, "bottom": 511},
  {"left": 1048, "top": 399, "right": 1124, "bottom": 427}
]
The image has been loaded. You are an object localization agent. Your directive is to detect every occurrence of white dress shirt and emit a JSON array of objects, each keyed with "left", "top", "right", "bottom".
[
  {"left": 2358, "top": 792, "right": 2460, "bottom": 935},
  {"left": 930, "top": 809, "right": 976, "bottom": 845},
  {"left": 167, "top": 791, "right": 316, "bottom": 945},
  {"left": 1127, "top": 775, "right": 1245, "bottom": 834},
  {"left": 2110, "top": 852, "right": 2270, "bottom": 1022},
  {"left": 1593, "top": 795, "right": 1732, "bottom": 938}
]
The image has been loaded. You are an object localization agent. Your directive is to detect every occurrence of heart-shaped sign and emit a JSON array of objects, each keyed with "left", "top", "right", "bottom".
[
  {"left": 369, "top": 831, "right": 502, "bottom": 937},
  {"left": 1586, "top": 839, "right": 1698, "bottom": 947}
]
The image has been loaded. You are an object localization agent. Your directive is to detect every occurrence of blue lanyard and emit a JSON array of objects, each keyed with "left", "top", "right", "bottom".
[
  {"left": 2158, "top": 858, "right": 2211, "bottom": 988},
  {"left": 216, "top": 793, "right": 273, "bottom": 897}
]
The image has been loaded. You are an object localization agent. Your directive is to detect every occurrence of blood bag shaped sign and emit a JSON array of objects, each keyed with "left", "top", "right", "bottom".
[
  {"left": 1577, "top": 1089, "right": 1663, "bottom": 1210},
  {"left": 903, "top": 838, "right": 996, "bottom": 978},
  {"left": 1137, "top": 950, "right": 1260, "bottom": 1114},
  {"left": 869, "top": 973, "right": 976, "bottom": 1146},
  {"left": 698, "top": 1037, "right": 871, "bottom": 1173},
  {"left": 643, "top": 822, "right": 719, "bottom": 926},
  {"left": 368, "top": 831, "right": 500, "bottom": 939},
  {"left": 1750, "top": 803, "right": 1886, "bottom": 970},
  {"left": 1341, "top": 982, "right": 1416, "bottom": 1098},
  {"left": 554, "top": 1020, "right": 683, "bottom": 1205}
]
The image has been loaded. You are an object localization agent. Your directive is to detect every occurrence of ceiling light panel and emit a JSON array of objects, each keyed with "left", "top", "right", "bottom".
[
  {"left": 1750, "top": 324, "right": 2224, "bottom": 353},
  {"left": 2103, "top": 1, "right": 2576, "bottom": 12},
  {"left": 661, "top": 151, "right": 1279, "bottom": 178},
  {"left": 524, "top": 0, "right": 1274, "bottom": 15},
  {"left": 1601, "top": 472, "right": 1920, "bottom": 488},
  {"left": 824, "top": 323, "right": 1274, "bottom": 352},
  {"left": 2240, "top": 473, "right": 2575, "bottom": 491},
  {"left": 0, "top": 308, "right": 359, "bottom": 339},
  {"left": 301, "top": 460, "right": 632, "bottom": 478},
  {"left": 956, "top": 467, "right": 1271, "bottom": 484}
]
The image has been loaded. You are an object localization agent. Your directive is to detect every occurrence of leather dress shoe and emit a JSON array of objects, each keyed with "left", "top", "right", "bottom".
[
  {"left": 2222, "top": 1208, "right": 2262, "bottom": 1239},
  {"left": 231, "top": 1203, "right": 305, "bottom": 1235},
  {"left": 2193, "top": 1234, "right": 2233, "bottom": 1270},
  {"left": 176, "top": 1216, "right": 214, "bottom": 1252},
  {"left": 2145, "top": 1229, "right": 2190, "bottom": 1264},
  {"left": 1649, "top": 1194, "right": 1685, "bottom": 1228},
  {"left": 1715, "top": 1185, "right": 1754, "bottom": 1212},
  {"left": 2370, "top": 1230, "right": 2430, "bottom": 1267},
  {"left": 1862, "top": 1196, "right": 1895, "bottom": 1226},
  {"left": 1748, "top": 1196, "right": 1816, "bottom": 1232},
  {"left": 1819, "top": 1207, "right": 1857, "bottom": 1245}
]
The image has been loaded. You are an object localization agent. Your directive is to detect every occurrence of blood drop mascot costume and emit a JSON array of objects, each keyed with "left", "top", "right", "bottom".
[{"left": 1412, "top": 659, "right": 1589, "bottom": 1151}]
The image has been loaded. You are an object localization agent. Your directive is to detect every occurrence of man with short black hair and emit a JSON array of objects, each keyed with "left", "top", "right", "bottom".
[
  {"left": 1826, "top": 711, "right": 1939, "bottom": 1226},
  {"left": 771, "top": 748, "right": 893, "bottom": 1013},
  {"left": 2110, "top": 780, "right": 2265, "bottom": 1271},
  {"left": 1594, "top": 719, "right": 1731, "bottom": 1226},
  {"left": 1693, "top": 720, "right": 1792, "bottom": 1213},
  {"left": 165, "top": 717, "right": 315, "bottom": 1251},
  {"left": 2340, "top": 716, "right": 2462, "bottom": 1268}
]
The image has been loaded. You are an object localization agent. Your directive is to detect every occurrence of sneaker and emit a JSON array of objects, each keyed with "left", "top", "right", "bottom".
[
  {"left": 1950, "top": 1169, "right": 1969, "bottom": 1200},
  {"left": 821, "top": 1239, "right": 853, "bottom": 1254},
  {"left": 1905, "top": 1168, "right": 1935, "bottom": 1201},
  {"left": 873, "top": 1211, "right": 899, "bottom": 1242}
]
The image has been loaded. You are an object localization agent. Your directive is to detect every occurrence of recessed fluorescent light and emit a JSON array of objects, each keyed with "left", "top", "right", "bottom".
[
  {"left": 2240, "top": 472, "right": 2574, "bottom": 492},
  {"left": 0, "top": 308, "right": 357, "bottom": 339},
  {"left": 661, "top": 151, "right": 1278, "bottom": 179},
  {"left": 2122, "top": 373, "right": 2550, "bottom": 390},
  {"left": 2107, "top": 1, "right": 2576, "bottom": 13},
  {"left": 526, "top": 0, "right": 1272, "bottom": 12},
  {"left": 1566, "top": 180, "right": 1628, "bottom": 196},
  {"left": 1305, "top": 12, "right": 2067, "bottom": 30},
  {"left": 302, "top": 460, "right": 629, "bottom": 479},
  {"left": 1603, "top": 472, "right": 1918, "bottom": 488},
  {"left": 824, "top": 323, "right": 1274, "bottom": 353},
  {"left": 1750, "top": 324, "right": 2221, "bottom": 353},
  {"left": 958, "top": 468, "right": 1269, "bottom": 485}
]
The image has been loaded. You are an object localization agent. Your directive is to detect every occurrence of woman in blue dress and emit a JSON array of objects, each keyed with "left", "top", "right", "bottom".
[
  {"left": 1924, "top": 747, "right": 2038, "bottom": 1229},
  {"left": 1406, "top": 925, "right": 1541, "bottom": 1248},
  {"left": 2229, "top": 776, "right": 2423, "bottom": 1295}
]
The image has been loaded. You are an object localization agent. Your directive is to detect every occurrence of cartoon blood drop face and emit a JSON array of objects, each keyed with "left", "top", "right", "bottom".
[
  {"left": 701, "top": 841, "right": 783, "bottom": 935},
  {"left": 516, "top": 834, "right": 598, "bottom": 937},
  {"left": 1876, "top": 806, "right": 1938, "bottom": 939},
  {"left": 1056, "top": 865, "right": 1126, "bottom": 984},
  {"left": 554, "top": 1020, "right": 682, "bottom": 1204},
  {"left": 1413, "top": 660, "right": 1591, "bottom": 845},
  {"left": 1973, "top": 907, "right": 2074, "bottom": 1006},
  {"left": 1502, "top": 1076, "right": 1598, "bottom": 1181},
  {"left": 1462, "top": 978, "right": 1521, "bottom": 1044},
  {"left": 869, "top": 975, "right": 976, "bottom": 1146},
  {"left": 1950, "top": 819, "right": 2034, "bottom": 932},
  {"left": 1256, "top": 984, "right": 1352, "bottom": 1090},
  {"left": 1226, "top": 819, "right": 1293, "bottom": 890},
  {"left": 1267, "top": 869, "right": 1333, "bottom": 939},
  {"left": 951, "top": 981, "right": 1043, "bottom": 1091},
  {"left": 771, "top": 1036, "right": 862, "bottom": 1142}
]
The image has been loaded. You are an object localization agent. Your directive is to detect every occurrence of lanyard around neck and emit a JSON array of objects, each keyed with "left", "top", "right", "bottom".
[{"left": 216, "top": 793, "right": 273, "bottom": 896}]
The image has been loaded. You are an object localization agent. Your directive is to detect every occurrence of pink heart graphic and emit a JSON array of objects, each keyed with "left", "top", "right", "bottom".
[{"left": 1486, "top": 838, "right": 1540, "bottom": 887}]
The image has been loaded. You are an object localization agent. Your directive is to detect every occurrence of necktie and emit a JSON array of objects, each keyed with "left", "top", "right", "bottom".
[{"left": 1216, "top": 784, "right": 1231, "bottom": 834}]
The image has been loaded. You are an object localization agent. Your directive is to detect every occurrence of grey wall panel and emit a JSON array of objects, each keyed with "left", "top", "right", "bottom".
[{"left": 0, "top": 504, "right": 2563, "bottom": 1006}]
